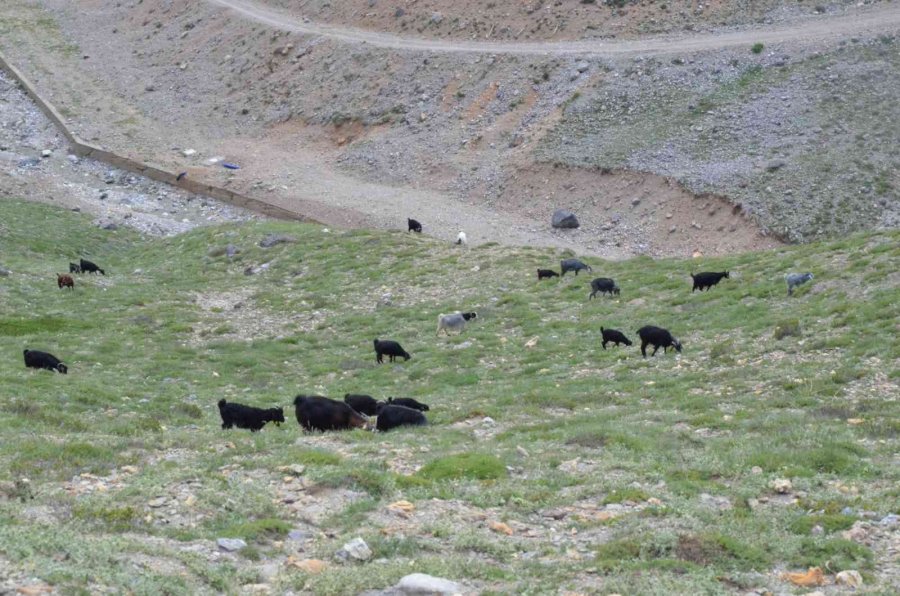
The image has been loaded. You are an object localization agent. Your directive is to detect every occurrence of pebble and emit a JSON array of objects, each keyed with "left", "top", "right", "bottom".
[
  {"left": 835, "top": 570, "right": 863, "bottom": 588},
  {"left": 216, "top": 538, "right": 247, "bottom": 552},
  {"left": 41, "top": 149, "right": 52, "bottom": 158},
  {"left": 335, "top": 537, "right": 372, "bottom": 562}
]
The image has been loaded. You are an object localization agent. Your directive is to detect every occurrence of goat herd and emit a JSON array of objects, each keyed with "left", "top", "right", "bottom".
[{"left": 23, "top": 241, "right": 815, "bottom": 436}]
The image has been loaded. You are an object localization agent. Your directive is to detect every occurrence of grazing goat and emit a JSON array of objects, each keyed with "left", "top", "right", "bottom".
[
  {"left": 68, "top": 262, "right": 81, "bottom": 274},
  {"left": 456, "top": 231, "right": 468, "bottom": 246},
  {"left": 436, "top": 311, "right": 478, "bottom": 336},
  {"left": 408, "top": 218, "right": 423, "bottom": 233},
  {"left": 218, "top": 399, "right": 284, "bottom": 432},
  {"left": 786, "top": 272, "right": 814, "bottom": 296},
  {"left": 344, "top": 393, "right": 380, "bottom": 417},
  {"left": 589, "top": 277, "right": 620, "bottom": 299},
  {"left": 79, "top": 258, "right": 105, "bottom": 275},
  {"left": 375, "top": 404, "right": 427, "bottom": 431},
  {"left": 561, "top": 258, "right": 592, "bottom": 276},
  {"left": 293, "top": 395, "right": 368, "bottom": 431},
  {"left": 57, "top": 274, "right": 75, "bottom": 290},
  {"left": 636, "top": 326, "right": 683, "bottom": 358},
  {"left": 691, "top": 271, "right": 730, "bottom": 292},
  {"left": 23, "top": 349, "right": 67, "bottom": 374},
  {"left": 601, "top": 327, "right": 632, "bottom": 349},
  {"left": 374, "top": 338, "right": 411, "bottom": 363},
  {"left": 387, "top": 397, "right": 430, "bottom": 412},
  {"left": 537, "top": 268, "right": 559, "bottom": 280}
]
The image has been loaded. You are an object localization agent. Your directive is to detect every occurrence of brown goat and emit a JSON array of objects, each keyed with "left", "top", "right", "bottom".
[{"left": 57, "top": 274, "right": 75, "bottom": 290}]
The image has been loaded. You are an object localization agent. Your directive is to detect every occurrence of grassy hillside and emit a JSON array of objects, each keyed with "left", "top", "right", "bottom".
[{"left": 0, "top": 199, "right": 897, "bottom": 595}]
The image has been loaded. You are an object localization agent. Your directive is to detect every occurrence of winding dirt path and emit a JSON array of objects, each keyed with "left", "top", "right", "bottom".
[{"left": 207, "top": 0, "right": 900, "bottom": 56}]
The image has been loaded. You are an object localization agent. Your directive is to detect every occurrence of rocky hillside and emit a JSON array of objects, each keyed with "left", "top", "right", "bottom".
[{"left": 0, "top": 0, "right": 896, "bottom": 254}]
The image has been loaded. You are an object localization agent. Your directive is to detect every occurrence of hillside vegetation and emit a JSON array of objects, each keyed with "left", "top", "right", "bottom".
[{"left": 0, "top": 199, "right": 898, "bottom": 594}]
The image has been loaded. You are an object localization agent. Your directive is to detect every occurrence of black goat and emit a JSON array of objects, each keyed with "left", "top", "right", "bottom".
[
  {"left": 387, "top": 397, "right": 430, "bottom": 412},
  {"left": 218, "top": 399, "right": 284, "bottom": 432},
  {"left": 375, "top": 404, "right": 427, "bottom": 431},
  {"left": 691, "top": 271, "right": 730, "bottom": 292},
  {"left": 408, "top": 218, "right": 423, "bottom": 233},
  {"left": 23, "top": 349, "right": 68, "bottom": 374},
  {"left": 68, "top": 262, "right": 81, "bottom": 274},
  {"left": 561, "top": 259, "right": 592, "bottom": 276},
  {"left": 79, "top": 259, "right": 105, "bottom": 275},
  {"left": 294, "top": 395, "right": 368, "bottom": 431},
  {"left": 636, "top": 326, "right": 683, "bottom": 358},
  {"left": 374, "top": 339, "right": 411, "bottom": 364},
  {"left": 344, "top": 393, "right": 380, "bottom": 417},
  {"left": 601, "top": 327, "right": 632, "bottom": 349},
  {"left": 589, "top": 278, "right": 620, "bottom": 299},
  {"left": 537, "top": 269, "right": 559, "bottom": 280}
]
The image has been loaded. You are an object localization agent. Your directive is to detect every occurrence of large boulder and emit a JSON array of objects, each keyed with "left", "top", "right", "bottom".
[
  {"left": 395, "top": 573, "right": 463, "bottom": 595},
  {"left": 551, "top": 209, "right": 579, "bottom": 229}
]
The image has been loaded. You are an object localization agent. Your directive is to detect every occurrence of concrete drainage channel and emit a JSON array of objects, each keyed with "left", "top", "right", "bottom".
[{"left": 0, "top": 50, "right": 316, "bottom": 225}]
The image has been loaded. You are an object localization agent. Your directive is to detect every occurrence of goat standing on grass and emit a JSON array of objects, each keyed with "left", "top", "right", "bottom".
[
  {"left": 691, "top": 271, "right": 730, "bottom": 292},
  {"left": 637, "top": 326, "right": 683, "bottom": 358},
  {"left": 786, "top": 272, "right": 814, "bottom": 296},
  {"left": 589, "top": 278, "right": 620, "bottom": 299},
  {"left": 79, "top": 258, "right": 105, "bottom": 275},
  {"left": 24, "top": 349, "right": 68, "bottom": 374},
  {"left": 57, "top": 274, "right": 75, "bottom": 290},
  {"left": 374, "top": 338, "right": 411, "bottom": 363},
  {"left": 436, "top": 312, "right": 477, "bottom": 336}
]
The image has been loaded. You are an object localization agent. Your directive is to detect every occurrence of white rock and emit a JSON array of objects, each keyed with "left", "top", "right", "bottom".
[
  {"left": 216, "top": 538, "right": 247, "bottom": 552},
  {"left": 182, "top": 149, "right": 196, "bottom": 157},
  {"left": 835, "top": 570, "right": 863, "bottom": 587},
  {"left": 770, "top": 478, "right": 792, "bottom": 494},
  {"left": 337, "top": 537, "right": 372, "bottom": 561},
  {"left": 395, "top": 573, "right": 462, "bottom": 596},
  {"left": 41, "top": 149, "right": 52, "bottom": 158}
]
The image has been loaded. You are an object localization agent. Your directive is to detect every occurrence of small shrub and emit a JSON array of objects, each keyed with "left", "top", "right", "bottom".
[
  {"left": 417, "top": 453, "right": 507, "bottom": 481},
  {"left": 774, "top": 319, "right": 801, "bottom": 340},
  {"left": 792, "top": 537, "right": 873, "bottom": 570},
  {"left": 789, "top": 513, "right": 856, "bottom": 535},
  {"left": 603, "top": 488, "right": 649, "bottom": 505},
  {"left": 751, "top": 43, "right": 764, "bottom": 54}
]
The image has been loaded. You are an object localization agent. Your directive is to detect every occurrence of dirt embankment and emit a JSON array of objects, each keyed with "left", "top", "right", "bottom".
[{"left": 2, "top": 0, "right": 897, "bottom": 255}]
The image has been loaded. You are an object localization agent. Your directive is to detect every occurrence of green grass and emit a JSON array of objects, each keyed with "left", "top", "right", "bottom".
[{"left": 0, "top": 198, "right": 897, "bottom": 594}]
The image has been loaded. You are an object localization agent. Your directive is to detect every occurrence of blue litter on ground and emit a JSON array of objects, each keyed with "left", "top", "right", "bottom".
[{"left": 222, "top": 163, "right": 240, "bottom": 170}]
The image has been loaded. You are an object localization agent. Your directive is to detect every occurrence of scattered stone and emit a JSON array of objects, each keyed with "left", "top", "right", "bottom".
[
  {"left": 259, "top": 234, "right": 297, "bottom": 248},
  {"left": 225, "top": 244, "right": 240, "bottom": 257},
  {"left": 394, "top": 573, "right": 462, "bottom": 596},
  {"left": 430, "top": 12, "right": 443, "bottom": 25},
  {"left": 286, "top": 557, "right": 327, "bottom": 574},
  {"left": 835, "top": 570, "right": 863, "bottom": 588},
  {"left": 394, "top": 8, "right": 405, "bottom": 18},
  {"left": 388, "top": 500, "right": 415, "bottom": 517},
  {"left": 147, "top": 497, "right": 168, "bottom": 508},
  {"left": 489, "top": 521, "right": 514, "bottom": 535},
  {"left": 336, "top": 537, "right": 372, "bottom": 562},
  {"left": 182, "top": 149, "right": 197, "bottom": 157},
  {"left": 14, "top": 584, "right": 53, "bottom": 596},
  {"left": 765, "top": 159, "right": 786, "bottom": 172},
  {"left": 576, "top": 61, "right": 590, "bottom": 73},
  {"left": 880, "top": 513, "right": 899, "bottom": 526},
  {"left": 780, "top": 567, "right": 824, "bottom": 587},
  {"left": 18, "top": 157, "right": 41, "bottom": 168},
  {"left": 277, "top": 464, "right": 306, "bottom": 476},
  {"left": 516, "top": 445, "right": 530, "bottom": 457},
  {"left": 699, "top": 493, "right": 732, "bottom": 511},
  {"left": 287, "top": 529, "right": 309, "bottom": 542},
  {"left": 0, "top": 266, "right": 10, "bottom": 277},
  {"left": 631, "top": 198, "right": 641, "bottom": 207},
  {"left": 551, "top": 209, "right": 580, "bottom": 229},
  {"left": 41, "top": 149, "right": 52, "bottom": 158},
  {"left": 216, "top": 538, "right": 247, "bottom": 552},
  {"left": 751, "top": 466, "right": 763, "bottom": 475},
  {"left": 769, "top": 478, "right": 792, "bottom": 494},
  {"left": 525, "top": 336, "right": 539, "bottom": 348}
]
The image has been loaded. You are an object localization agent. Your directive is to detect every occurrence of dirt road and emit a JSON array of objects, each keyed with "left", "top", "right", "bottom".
[{"left": 208, "top": 0, "right": 900, "bottom": 56}]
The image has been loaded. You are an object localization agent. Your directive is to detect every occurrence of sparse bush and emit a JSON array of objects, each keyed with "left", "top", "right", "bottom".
[
  {"left": 417, "top": 453, "right": 507, "bottom": 481},
  {"left": 751, "top": 43, "right": 764, "bottom": 54},
  {"left": 774, "top": 319, "right": 801, "bottom": 340}
]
